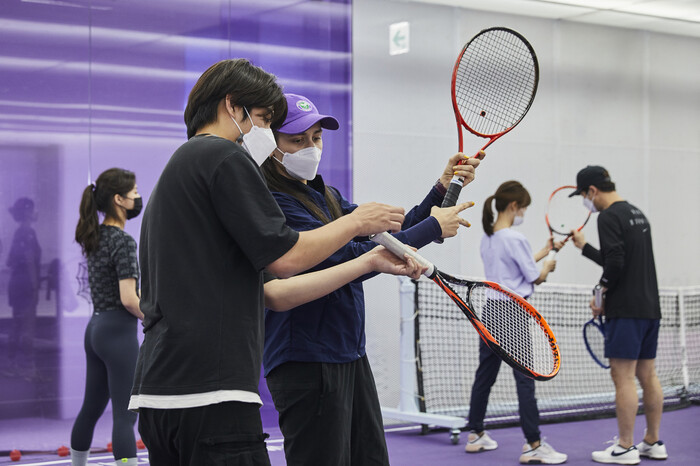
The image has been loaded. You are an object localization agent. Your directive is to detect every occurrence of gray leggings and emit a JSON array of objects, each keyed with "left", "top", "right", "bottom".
[{"left": 71, "top": 310, "right": 139, "bottom": 460}]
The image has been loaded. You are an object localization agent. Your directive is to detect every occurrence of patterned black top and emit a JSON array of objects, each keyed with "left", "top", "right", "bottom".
[{"left": 88, "top": 225, "right": 139, "bottom": 312}]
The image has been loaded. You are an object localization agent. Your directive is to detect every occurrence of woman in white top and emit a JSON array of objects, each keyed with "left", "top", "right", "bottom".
[{"left": 465, "top": 180, "right": 567, "bottom": 465}]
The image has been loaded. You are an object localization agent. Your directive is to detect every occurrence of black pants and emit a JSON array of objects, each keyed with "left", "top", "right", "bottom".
[
  {"left": 138, "top": 401, "right": 271, "bottom": 466},
  {"left": 71, "top": 310, "right": 139, "bottom": 460},
  {"left": 467, "top": 338, "right": 541, "bottom": 444},
  {"left": 266, "top": 355, "right": 389, "bottom": 466}
]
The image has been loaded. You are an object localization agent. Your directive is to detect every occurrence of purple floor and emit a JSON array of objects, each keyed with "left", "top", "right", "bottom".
[
  {"left": 383, "top": 405, "right": 698, "bottom": 466},
  {"left": 1, "top": 405, "right": 697, "bottom": 465}
]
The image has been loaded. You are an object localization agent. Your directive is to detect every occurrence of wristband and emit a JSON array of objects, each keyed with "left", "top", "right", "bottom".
[{"left": 434, "top": 179, "right": 447, "bottom": 196}]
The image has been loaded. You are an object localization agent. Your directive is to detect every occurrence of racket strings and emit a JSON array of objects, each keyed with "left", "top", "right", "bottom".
[
  {"left": 547, "top": 187, "right": 591, "bottom": 235},
  {"left": 469, "top": 285, "right": 556, "bottom": 376},
  {"left": 584, "top": 321, "right": 608, "bottom": 367},
  {"left": 455, "top": 29, "right": 537, "bottom": 135}
]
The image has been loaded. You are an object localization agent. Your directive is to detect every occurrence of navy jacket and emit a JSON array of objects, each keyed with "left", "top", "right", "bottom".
[{"left": 263, "top": 176, "right": 444, "bottom": 375}]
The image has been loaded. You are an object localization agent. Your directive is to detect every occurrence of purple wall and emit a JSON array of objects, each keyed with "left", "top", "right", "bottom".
[{"left": 0, "top": 0, "right": 351, "bottom": 440}]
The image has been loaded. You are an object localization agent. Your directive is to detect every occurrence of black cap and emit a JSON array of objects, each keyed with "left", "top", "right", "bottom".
[{"left": 569, "top": 166, "right": 612, "bottom": 197}]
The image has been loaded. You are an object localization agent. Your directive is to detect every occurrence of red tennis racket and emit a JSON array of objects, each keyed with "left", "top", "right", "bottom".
[
  {"left": 442, "top": 27, "right": 539, "bottom": 207},
  {"left": 545, "top": 185, "right": 592, "bottom": 260},
  {"left": 371, "top": 232, "right": 560, "bottom": 381}
]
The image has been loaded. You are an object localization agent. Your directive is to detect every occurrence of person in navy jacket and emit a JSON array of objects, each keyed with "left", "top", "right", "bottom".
[{"left": 259, "top": 93, "right": 480, "bottom": 466}]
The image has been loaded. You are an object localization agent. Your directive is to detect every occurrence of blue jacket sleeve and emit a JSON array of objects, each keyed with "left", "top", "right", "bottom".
[
  {"left": 350, "top": 217, "right": 442, "bottom": 283},
  {"left": 275, "top": 187, "right": 441, "bottom": 283},
  {"left": 335, "top": 185, "right": 445, "bottom": 231},
  {"left": 403, "top": 186, "right": 445, "bottom": 229}
]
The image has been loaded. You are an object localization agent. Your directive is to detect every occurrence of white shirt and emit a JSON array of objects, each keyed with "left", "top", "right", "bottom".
[
  {"left": 128, "top": 390, "right": 261, "bottom": 411},
  {"left": 480, "top": 228, "right": 539, "bottom": 298}
]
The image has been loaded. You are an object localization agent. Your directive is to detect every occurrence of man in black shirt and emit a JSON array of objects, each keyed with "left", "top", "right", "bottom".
[
  {"left": 569, "top": 166, "right": 667, "bottom": 464},
  {"left": 129, "top": 59, "right": 410, "bottom": 466}
]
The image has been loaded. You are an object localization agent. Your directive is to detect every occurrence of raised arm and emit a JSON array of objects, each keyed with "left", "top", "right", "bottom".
[{"left": 571, "top": 229, "right": 604, "bottom": 266}]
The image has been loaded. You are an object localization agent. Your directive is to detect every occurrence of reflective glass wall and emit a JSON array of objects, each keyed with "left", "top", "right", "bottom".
[{"left": 0, "top": 0, "right": 351, "bottom": 448}]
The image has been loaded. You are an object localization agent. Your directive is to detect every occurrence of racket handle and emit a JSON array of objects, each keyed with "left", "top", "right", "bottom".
[
  {"left": 370, "top": 232, "right": 435, "bottom": 277},
  {"left": 546, "top": 249, "right": 557, "bottom": 261},
  {"left": 593, "top": 284, "right": 603, "bottom": 308},
  {"left": 441, "top": 175, "right": 463, "bottom": 208}
]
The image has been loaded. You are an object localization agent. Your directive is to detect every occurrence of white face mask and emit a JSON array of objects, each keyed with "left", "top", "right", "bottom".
[
  {"left": 274, "top": 146, "right": 322, "bottom": 180},
  {"left": 231, "top": 108, "right": 276, "bottom": 166},
  {"left": 583, "top": 192, "right": 598, "bottom": 213},
  {"left": 511, "top": 207, "right": 525, "bottom": 227}
]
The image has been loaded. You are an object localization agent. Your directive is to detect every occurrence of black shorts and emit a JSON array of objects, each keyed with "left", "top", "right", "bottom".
[{"left": 605, "top": 318, "right": 660, "bottom": 360}]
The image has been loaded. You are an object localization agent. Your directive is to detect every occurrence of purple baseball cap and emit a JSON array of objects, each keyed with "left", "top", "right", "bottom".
[{"left": 277, "top": 94, "right": 340, "bottom": 134}]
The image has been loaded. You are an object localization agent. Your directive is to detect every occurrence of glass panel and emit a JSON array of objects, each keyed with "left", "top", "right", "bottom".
[{"left": 0, "top": 0, "right": 352, "bottom": 454}]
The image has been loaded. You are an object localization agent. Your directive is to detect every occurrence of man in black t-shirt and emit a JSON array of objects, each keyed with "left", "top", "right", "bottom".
[
  {"left": 569, "top": 166, "right": 667, "bottom": 464},
  {"left": 129, "top": 59, "right": 409, "bottom": 466}
]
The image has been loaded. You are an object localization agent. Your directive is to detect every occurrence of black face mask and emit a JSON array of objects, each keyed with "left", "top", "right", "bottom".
[{"left": 125, "top": 197, "right": 143, "bottom": 219}]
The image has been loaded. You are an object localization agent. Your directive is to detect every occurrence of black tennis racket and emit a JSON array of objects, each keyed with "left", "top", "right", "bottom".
[
  {"left": 371, "top": 232, "right": 560, "bottom": 380},
  {"left": 583, "top": 285, "right": 609, "bottom": 369},
  {"left": 545, "top": 185, "right": 592, "bottom": 260},
  {"left": 442, "top": 27, "right": 539, "bottom": 207}
]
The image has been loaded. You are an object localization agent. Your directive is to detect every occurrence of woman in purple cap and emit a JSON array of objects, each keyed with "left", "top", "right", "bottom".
[{"left": 260, "top": 93, "right": 481, "bottom": 465}]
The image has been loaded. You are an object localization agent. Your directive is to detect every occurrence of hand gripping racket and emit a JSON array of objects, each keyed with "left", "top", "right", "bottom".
[
  {"left": 583, "top": 285, "right": 609, "bottom": 369},
  {"left": 545, "top": 185, "right": 592, "bottom": 260},
  {"left": 442, "top": 27, "right": 539, "bottom": 208},
  {"left": 371, "top": 232, "right": 560, "bottom": 380}
]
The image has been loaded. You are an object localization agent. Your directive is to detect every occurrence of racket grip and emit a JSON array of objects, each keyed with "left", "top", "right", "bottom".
[
  {"left": 593, "top": 284, "right": 603, "bottom": 308},
  {"left": 370, "top": 232, "right": 435, "bottom": 277},
  {"left": 441, "top": 176, "right": 463, "bottom": 208},
  {"left": 546, "top": 249, "right": 557, "bottom": 261}
]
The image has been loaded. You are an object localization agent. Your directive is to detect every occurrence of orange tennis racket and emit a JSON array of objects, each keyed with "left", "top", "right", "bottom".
[
  {"left": 442, "top": 27, "right": 539, "bottom": 207},
  {"left": 545, "top": 185, "right": 592, "bottom": 260},
  {"left": 371, "top": 232, "right": 560, "bottom": 381}
]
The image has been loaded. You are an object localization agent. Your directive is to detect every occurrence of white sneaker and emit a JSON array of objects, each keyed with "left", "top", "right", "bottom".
[
  {"left": 465, "top": 431, "right": 498, "bottom": 453},
  {"left": 520, "top": 440, "right": 568, "bottom": 464},
  {"left": 636, "top": 440, "right": 668, "bottom": 460},
  {"left": 592, "top": 440, "right": 640, "bottom": 464}
]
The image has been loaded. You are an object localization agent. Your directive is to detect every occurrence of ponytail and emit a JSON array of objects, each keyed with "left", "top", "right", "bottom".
[
  {"left": 75, "top": 168, "right": 136, "bottom": 256},
  {"left": 482, "top": 181, "right": 531, "bottom": 236},
  {"left": 482, "top": 195, "right": 496, "bottom": 236},
  {"left": 75, "top": 185, "right": 100, "bottom": 256}
]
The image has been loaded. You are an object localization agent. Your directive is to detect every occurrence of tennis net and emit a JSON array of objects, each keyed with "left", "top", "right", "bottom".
[{"left": 411, "top": 280, "right": 699, "bottom": 426}]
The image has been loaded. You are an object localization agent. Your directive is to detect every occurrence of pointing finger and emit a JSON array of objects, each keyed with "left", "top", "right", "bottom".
[{"left": 455, "top": 201, "right": 475, "bottom": 212}]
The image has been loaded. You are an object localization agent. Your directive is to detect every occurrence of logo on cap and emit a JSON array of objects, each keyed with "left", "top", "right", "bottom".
[{"left": 296, "top": 100, "right": 312, "bottom": 112}]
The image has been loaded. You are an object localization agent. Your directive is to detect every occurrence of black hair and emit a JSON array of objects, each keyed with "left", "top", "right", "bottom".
[
  {"left": 482, "top": 180, "right": 531, "bottom": 236},
  {"left": 593, "top": 181, "right": 616, "bottom": 193},
  {"left": 260, "top": 157, "right": 343, "bottom": 225},
  {"left": 75, "top": 168, "right": 135, "bottom": 256},
  {"left": 184, "top": 59, "right": 287, "bottom": 139}
]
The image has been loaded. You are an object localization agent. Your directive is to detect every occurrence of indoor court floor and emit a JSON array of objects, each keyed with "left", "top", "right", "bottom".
[{"left": 1, "top": 404, "right": 696, "bottom": 465}]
